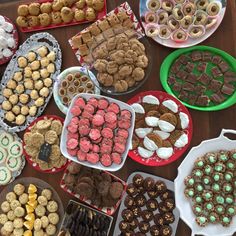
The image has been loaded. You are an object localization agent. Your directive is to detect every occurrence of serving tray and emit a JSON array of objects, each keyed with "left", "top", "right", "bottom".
[{"left": 175, "top": 129, "right": 236, "bottom": 236}]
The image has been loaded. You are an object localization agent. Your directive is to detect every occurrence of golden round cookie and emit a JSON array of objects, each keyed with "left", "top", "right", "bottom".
[
  {"left": 38, "top": 160, "right": 49, "bottom": 170},
  {"left": 92, "top": 0, "right": 104, "bottom": 11},
  {"left": 27, "top": 15, "right": 39, "bottom": 27},
  {"left": 49, "top": 145, "right": 61, "bottom": 160},
  {"left": 31, "top": 132, "right": 45, "bottom": 148},
  {"left": 45, "top": 130, "right": 58, "bottom": 144},
  {"left": 61, "top": 7, "right": 74, "bottom": 23},
  {"left": 85, "top": 7, "right": 96, "bottom": 21},
  {"left": 24, "top": 145, "right": 39, "bottom": 157},
  {"left": 18, "top": 5, "right": 29, "bottom": 16},
  {"left": 39, "top": 13, "right": 51, "bottom": 27},
  {"left": 36, "top": 119, "right": 52, "bottom": 130},
  {"left": 40, "top": 2, "right": 52, "bottom": 14},
  {"left": 51, "top": 11, "right": 62, "bottom": 24},
  {"left": 28, "top": 3, "right": 40, "bottom": 16},
  {"left": 50, "top": 120, "right": 62, "bottom": 135}
]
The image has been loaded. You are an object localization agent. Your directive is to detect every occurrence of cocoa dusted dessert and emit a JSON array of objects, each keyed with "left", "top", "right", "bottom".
[
  {"left": 61, "top": 162, "right": 125, "bottom": 209},
  {"left": 118, "top": 174, "right": 177, "bottom": 235},
  {"left": 167, "top": 50, "right": 236, "bottom": 107}
]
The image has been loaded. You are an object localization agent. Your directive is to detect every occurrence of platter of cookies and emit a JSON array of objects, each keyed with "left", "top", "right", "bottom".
[
  {"left": 53, "top": 66, "right": 100, "bottom": 114},
  {"left": 0, "top": 177, "right": 64, "bottom": 236},
  {"left": 60, "top": 162, "right": 127, "bottom": 215},
  {"left": 0, "top": 129, "right": 25, "bottom": 186},
  {"left": 160, "top": 45, "right": 236, "bottom": 111},
  {"left": 0, "top": 15, "right": 19, "bottom": 65},
  {"left": 58, "top": 200, "right": 113, "bottom": 236},
  {"left": 0, "top": 32, "right": 62, "bottom": 133},
  {"left": 16, "top": 0, "right": 107, "bottom": 33},
  {"left": 60, "top": 93, "right": 135, "bottom": 171},
  {"left": 128, "top": 91, "right": 193, "bottom": 166},
  {"left": 114, "top": 172, "right": 180, "bottom": 236},
  {"left": 23, "top": 115, "right": 68, "bottom": 173},
  {"left": 140, "top": 0, "right": 227, "bottom": 48},
  {"left": 175, "top": 129, "right": 236, "bottom": 236}
]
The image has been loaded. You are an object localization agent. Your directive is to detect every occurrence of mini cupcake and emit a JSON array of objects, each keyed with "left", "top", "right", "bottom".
[
  {"left": 194, "top": 195, "right": 203, "bottom": 204},
  {"left": 195, "top": 183, "right": 204, "bottom": 193},
  {"left": 214, "top": 162, "right": 226, "bottom": 172},
  {"left": 222, "top": 183, "right": 233, "bottom": 194},
  {"left": 215, "top": 204, "right": 225, "bottom": 215},
  {"left": 218, "top": 151, "right": 229, "bottom": 162},
  {"left": 162, "top": 0, "right": 174, "bottom": 12},
  {"left": 183, "top": 1, "right": 196, "bottom": 15},
  {"left": 226, "top": 160, "right": 234, "bottom": 171},
  {"left": 212, "top": 172, "right": 223, "bottom": 182},
  {"left": 229, "top": 150, "right": 236, "bottom": 161},
  {"left": 137, "top": 146, "right": 154, "bottom": 158},
  {"left": 145, "top": 23, "right": 159, "bottom": 38},
  {"left": 202, "top": 175, "right": 212, "bottom": 185},
  {"left": 214, "top": 195, "right": 225, "bottom": 205},
  {"left": 158, "top": 113, "right": 177, "bottom": 132},
  {"left": 204, "top": 164, "right": 214, "bottom": 175},
  {"left": 147, "top": 0, "right": 161, "bottom": 12},
  {"left": 156, "top": 140, "right": 173, "bottom": 159},
  {"left": 224, "top": 171, "right": 233, "bottom": 182},
  {"left": 131, "top": 103, "right": 145, "bottom": 121},
  {"left": 206, "top": 2, "right": 221, "bottom": 17},
  {"left": 225, "top": 194, "right": 234, "bottom": 205},
  {"left": 143, "top": 133, "right": 162, "bottom": 151},
  {"left": 226, "top": 205, "right": 235, "bottom": 216},
  {"left": 169, "top": 130, "right": 188, "bottom": 148},
  {"left": 159, "top": 99, "right": 178, "bottom": 114},
  {"left": 176, "top": 112, "right": 190, "bottom": 129},
  {"left": 142, "top": 95, "right": 160, "bottom": 112},
  {"left": 145, "top": 110, "right": 160, "bottom": 127},
  {"left": 145, "top": 12, "right": 158, "bottom": 24}
]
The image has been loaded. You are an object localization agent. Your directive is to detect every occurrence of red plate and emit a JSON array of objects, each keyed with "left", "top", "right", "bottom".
[
  {"left": 0, "top": 16, "right": 19, "bottom": 65},
  {"left": 60, "top": 166, "right": 127, "bottom": 216},
  {"left": 18, "top": 0, "right": 107, "bottom": 33},
  {"left": 23, "top": 115, "right": 69, "bottom": 173},
  {"left": 127, "top": 91, "right": 193, "bottom": 166}
]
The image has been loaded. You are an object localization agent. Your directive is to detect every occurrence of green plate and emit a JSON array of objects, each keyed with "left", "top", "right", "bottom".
[{"left": 160, "top": 45, "right": 236, "bottom": 111}]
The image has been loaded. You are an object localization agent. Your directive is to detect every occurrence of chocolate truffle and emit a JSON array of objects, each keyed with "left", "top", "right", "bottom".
[
  {"left": 150, "top": 225, "right": 161, "bottom": 236},
  {"left": 122, "top": 209, "right": 134, "bottom": 222},
  {"left": 139, "top": 221, "right": 150, "bottom": 234},
  {"left": 126, "top": 183, "right": 138, "bottom": 197},
  {"left": 143, "top": 177, "right": 155, "bottom": 191},
  {"left": 141, "top": 210, "right": 153, "bottom": 222},
  {"left": 119, "top": 220, "right": 130, "bottom": 232},
  {"left": 134, "top": 195, "right": 147, "bottom": 207},
  {"left": 160, "top": 225, "right": 172, "bottom": 236},
  {"left": 132, "top": 174, "right": 144, "bottom": 187},
  {"left": 132, "top": 206, "right": 141, "bottom": 217},
  {"left": 163, "top": 212, "right": 175, "bottom": 224},
  {"left": 124, "top": 195, "right": 135, "bottom": 209},
  {"left": 155, "top": 180, "right": 167, "bottom": 193},
  {"left": 154, "top": 214, "right": 165, "bottom": 226},
  {"left": 146, "top": 199, "right": 158, "bottom": 211},
  {"left": 160, "top": 190, "right": 173, "bottom": 201}
]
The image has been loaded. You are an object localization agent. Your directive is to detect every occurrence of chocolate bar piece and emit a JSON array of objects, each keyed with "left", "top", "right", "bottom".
[
  {"left": 211, "top": 55, "right": 222, "bottom": 64},
  {"left": 178, "top": 90, "right": 189, "bottom": 101},
  {"left": 190, "top": 51, "right": 202, "bottom": 61},
  {"left": 221, "top": 84, "right": 235, "bottom": 95},
  {"left": 177, "top": 70, "right": 188, "bottom": 80},
  {"left": 202, "top": 51, "right": 212, "bottom": 61},
  {"left": 218, "top": 61, "right": 229, "bottom": 73},
  {"left": 197, "top": 62, "right": 207, "bottom": 72},
  {"left": 198, "top": 73, "right": 211, "bottom": 85},
  {"left": 188, "top": 94, "right": 198, "bottom": 105},
  {"left": 172, "top": 82, "right": 182, "bottom": 92},
  {"left": 210, "top": 93, "right": 226, "bottom": 104},
  {"left": 171, "top": 62, "right": 181, "bottom": 74},
  {"left": 211, "top": 66, "right": 223, "bottom": 78},
  {"left": 195, "top": 84, "right": 206, "bottom": 95},
  {"left": 168, "top": 76, "right": 176, "bottom": 85},
  {"left": 208, "top": 79, "right": 223, "bottom": 92},
  {"left": 185, "top": 62, "right": 195, "bottom": 73},
  {"left": 186, "top": 73, "right": 198, "bottom": 84},
  {"left": 196, "top": 95, "right": 210, "bottom": 106},
  {"left": 183, "top": 82, "right": 195, "bottom": 91},
  {"left": 178, "top": 54, "right": 190, "bottom": 65}
]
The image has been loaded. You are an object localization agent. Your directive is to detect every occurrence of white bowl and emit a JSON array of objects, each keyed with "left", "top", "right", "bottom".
[
  {"left": 60, "top": 93, "right": 135, "bottom": 172},
  {"left": 175, "top": 129, "right": 236, "bottom": 236}
]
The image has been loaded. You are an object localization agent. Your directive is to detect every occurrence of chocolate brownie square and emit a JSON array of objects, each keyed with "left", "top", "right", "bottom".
[
  {"left": 211, "top": 55, "right": 222, "bottom": 64},
  {"left": 208, "top": 80, "right": 223, "bottom": 92},
  {"left": 210, "top": 92, "right": 226, "bottom": 104},
  {"left": 185, "top": 62, "right": 195, "bottom": 73},
  {"left": 171, "top": 62, "right": 181, "bottom": 74},
  {"left": 197, "top": 62, "right": 207, "bottom": 72},
  {"left": 190, "top": 51, "right": 202, "bottom": 61},
  {"left": 211, "top": 66, "right": 223, "bottom": 78},
  {"left": 176, "top": 70, "right": 188, "bottom": 80},
  {"left": 198, "top": 73, "right": 212, "bottom": 85},
  {"left": 195, "top": 84, "right": 206, "bottom": 95},
  {"left": 168, "top": 76, "right": 176, "bottom": 85},
  {"left": 178, "top": 54, "right": 190, "bottom": 65},
  {"left": 172, "top": 82, "right": 182, "bottom": 92},
  {"left": 188, "top": 94, "right": 198, "bottom": 105},
  {"left": 218, "top": 61, "right": 229, "bottom": 73},
  {"left": 195, "top": 95, "right": 210, "bottom": 106},
  {"left": 186, "top": 73, "right": 198, "bottom": 84},
  {"left": 183, "top": 82, "right": 195, "bottom": 91},
  {"left": 202, "top": 51, "right": 212, "bottom": 61},
  {"left": 178, "top": 90, "right": 189, "bottom": 101},
  {"left": 221, "top": 84, "right": 235, "bottom": 95}
]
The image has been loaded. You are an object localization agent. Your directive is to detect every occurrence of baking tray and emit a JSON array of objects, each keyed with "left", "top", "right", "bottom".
[
  {"left": 60, "top": 93, "right": 135, "bottom": 172},
  {"left": 175, "top": 129, "right": 236, "bottom": 236},
  {"left": 114, "top": 171, "right": 180, "bottom": 236}
]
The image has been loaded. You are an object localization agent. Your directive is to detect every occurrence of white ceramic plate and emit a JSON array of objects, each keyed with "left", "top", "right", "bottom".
[
  {"left": 53, "top": 66, "right": 100, "bottom": 114},
  {"left": 175, "top": 129, "right": 236, "bottom": 236},
  {"left": 139, "top": 0, "right": 227, "bottom": 48},
  {"left": 60, "top": 93, "right": 135, "bottom": 172}
]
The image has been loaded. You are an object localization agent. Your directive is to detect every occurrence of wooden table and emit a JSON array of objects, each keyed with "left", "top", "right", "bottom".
[{"left": 0, "top": 1, "right": 236, "bottom": 235}]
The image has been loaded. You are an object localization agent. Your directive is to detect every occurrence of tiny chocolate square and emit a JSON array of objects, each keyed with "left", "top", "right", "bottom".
[
  {"left": 186, "top": 73, "right": 198, "bottom": 84},
  {"left": 178, "top": 54, "right": 190, "bottom": 65},
  {"left": 185, "top": 62, "right": 195, "bottom": 73},
  {"left": 195, "top": 84, "right": 206, "bottom": 95},
  {"left": 210, "top": 92, "right": 226, "bottom": 104},
  {"left": 198, "top": 73, "right": 212, "bottom": 85},
  {"left": 183, "top": 82, "right": 195, "bottom": 91},
  {"left": 178, "top": 90, "right": 189, "bottom": 101},
  {"left": 195, "top": 95, "right": 210, "bottom": 106},
  {"left": 188, "top": 94, "right": 198, "bottom": 105},
  {"left": 170, "top": 63, "right": 181, "bottom": 74},
  {"left": 211, "top": 55, "right": 222, "bottom": 64},
  {"left": 218, "top": 61, "right": 229, "bottom": 73},
  {"left": 172, "top": 82, "right": 182, "bottom": 92},
  {"left": 211, "top": 66, "right": 223, "bottom": 78},
  {"left": 197, "top": 62, "right": 207, "bottom": 72},
  {"left": 190, "top": 51, "right": 202, "bottom": 61},
  {"left": 208, "top": 79, "right": 223, "bottom": 92},
  {"left": 221, "top": 84, "right": 235, "bottom": 95},
  {"left": 168, "top": 76, "right": 176, "bottom": 85},
  {"left": 202, "top": 51, "right": 212, "bottom": 61},
  {"left": 177, "top": 70, "right": 188, "bottom": 80}
]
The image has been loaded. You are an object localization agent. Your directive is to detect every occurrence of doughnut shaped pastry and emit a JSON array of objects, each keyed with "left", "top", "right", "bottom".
[{"left": 147, "top": 0, "right": 161, "bottom": 11}]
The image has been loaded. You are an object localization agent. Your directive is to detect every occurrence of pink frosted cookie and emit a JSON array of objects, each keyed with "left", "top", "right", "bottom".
[
  {"left": 114, "top": 142, "right": 126, "bottom": 154},
  {"left": 79, "top": 125, "right": 90, "bottom": 136},
  {"left": 105, "top": 112, "right": 117, "bottom": 123},
  {"left": 118, "top": 119, "right": 131, "bottom": 129},
  {"left": 74, "top": 97, "right": 86, "bottom": 109},
  {"left": 92, "top": 114, "right": 105, "bottom": 126},
  {"left": 82, "top": 111, "right": 93, "bottom": 120},
  {"left": 111, "top": 152, "right": 122, "bottom": 165},
  {"left": 77, "top": 150, "right": 87, "bottom": 161},
  {"left": 107, "top": 103, "right": 120, "bottom": 114},
  {"left": 117, "top": 129, "right": 129, "bottom": 139},
  {"left": 92, "top": 144, "right": 100, "bottom": 153},
  {"left": 87, "top": 153, "right": 99, "bottom": 164},
  {"left": 96, "top": 110, "right": 105, "bottom": 117},
  {"left": 67, "top": 148, "right": 78, "bottom": 156},
  {"left": 71, "top": 117, "right": 79, "bottom": 125},
  {"left": 101, "top": 128, "right": 113, "bottom": 139},
  {"left": 84, "top": 104, "right": 95, "bottom": 114},
  {"left": 100, "top": 138, "right": 113, "bottom": 154},
  {"left": 105, "top": 122, "right": 117, "bottom": 129},
  {"left": 98, "top": 98, "right": 109, "bottom": 109},
  {"left": 71, "top": 106, "right": 82, "bottom": 116},
  {"left": 89, "top": 129, "right": 101, "bottom": 141},
  {"left": 80, "top": 138, "right": 91, "bottom": 153},
  {"left": 79, "top": 118, "right": 90, "bottom": 127},
  {"left": 100, "top": 154, "right": 112, "bottom": 167},
  {"left": 120, "top": 110, "right": 132, "bottom": 120},
  {"left": 67, "top": 132, "right": 79, "bottom": 140},
  {"left": 114, "top": 135, "right": 126, "bottom": 144},
  {"left": 67, "top": 138, "right": 78, "bottom": 149},
  {"left": 92, "top": 136, "right": 102, "bottom": 144},
  {"left": 87, "top": 97, "right": 98, "bottom": 108},
  {"left": 67, "top": 124, "right": 78, "bottom": 133}
]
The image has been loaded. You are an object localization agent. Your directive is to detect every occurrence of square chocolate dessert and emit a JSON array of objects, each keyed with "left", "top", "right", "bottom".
[
  {"left": 218, "top": 61, "right": 229, "bottom": 73},
  {"left": 172, "top": 82, "right": 182, "bottom": 92},
  {"left": 211, "top": 66, "right": 223, "bottom": 78},
  {"left": 167, "top": 76, "right": 176, "bottom": 85},
  {"left": 185, "top": 62, "right": 195, "bottom": 73},
  {"left": 221, "top": 84, "right": 235, "bottom": 95},
  {"left": 186, "top": 73, "right": 198, "bottom": 84},
  {"left": 182, "top": 82, "right": 195, "bottom": 92},
  {"left": 197, "top": 62, "right": 207, "bottom": 72},
  {"left": 195, "top": 84, "right": 206, "bottom": 95},
  {"left": 195, "top": 95, "right": 210, "bottom": 106},
  {"left": 211, "top": 55, "right": 222, "bottom": 64},
  {"left": 177, "top": 54, "right": 190, "bottom": 65},
  {"left": 198, "top": 73, "right": 212, "bottom": 85},
  {"left": 178, "top": 90, "right": 189, "bottom": 101},
  {"left": 210, "top": 92, "right": 226, "bottom": 104},
  {"left": 188, "top": 94, "right": 198, "bottom": 105},
  {"left": 190, "top": 51, "right": 202, "bottom": 61},
  {"left": 202, "top": 51, "right": 212, "bottom": 61},
  {"left": 208, "top": 79, "right": 223, "bottom": 92},
  {"left": 176, "top": 70, "right": 188, "bottom": 80}
]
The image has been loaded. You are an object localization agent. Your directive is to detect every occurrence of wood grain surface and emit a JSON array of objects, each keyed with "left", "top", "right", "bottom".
[{"left": 0, "top": 1, "right": 236, "bottom": 235}]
